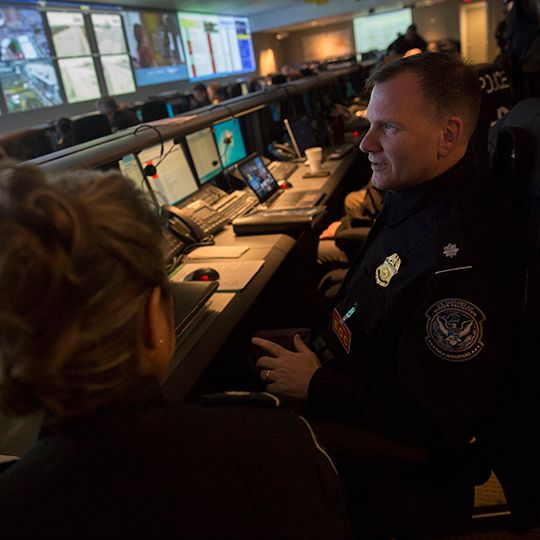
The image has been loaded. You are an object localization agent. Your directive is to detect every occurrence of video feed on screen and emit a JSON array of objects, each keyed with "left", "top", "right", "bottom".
[
  {"left": 238, "top": 155, "right": 277, "bottom": 202},
  {"left": 213, "top": 117, "right": 247, "bottom": 168},
  {"left": 178, "top": 12, "right": 255, "bottom": 81},
  {"left": 101, "top": 54, "right": 136, "bottom": 95},
  {"left": 58, "top": 57, "right": 100, "bottom": 103},
  {"left": 138, "top": 140, "right": 198, "bottom": 205},
  {"left": 122, "top": 10, "right": 188, "bottom": 87},
  {"left": 47, "top": 11, "right": 91, "bottom": 58},
  {"left": 353, "top": 9, "right": 412, "bottom": 54},
  {"left": 185, "top": 128, "right": 222, "bottom": 184},
  {"left": 91, "top": 13, "right": 127, "bottom": 55},
  {"left": 0, "top": 7, "right": 63, "bottom": 112}
]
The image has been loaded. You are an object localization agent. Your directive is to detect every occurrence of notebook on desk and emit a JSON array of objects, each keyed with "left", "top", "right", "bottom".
[
  {"left": 169, "top": 281, "right": 219, "bottom": 336},
  {"left": 238, "top": 154, "right": 323, "bottom": 209}
]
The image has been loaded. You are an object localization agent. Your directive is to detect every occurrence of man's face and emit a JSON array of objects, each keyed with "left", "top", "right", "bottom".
[{"left": 360, "top": 71, "right": 445, "bottom": 191}]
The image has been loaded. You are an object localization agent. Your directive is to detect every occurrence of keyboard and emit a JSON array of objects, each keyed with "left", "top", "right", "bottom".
[
  {"left": 212, "top": 191, "right": 258, "bottom": 221},
  {"left": 268, "top": 161, "right": 298, "bottom": 183}
]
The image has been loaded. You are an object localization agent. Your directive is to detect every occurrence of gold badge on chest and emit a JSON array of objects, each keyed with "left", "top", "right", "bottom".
[{"left": 375, "top": 253, "right": 401, "bottom": 287}]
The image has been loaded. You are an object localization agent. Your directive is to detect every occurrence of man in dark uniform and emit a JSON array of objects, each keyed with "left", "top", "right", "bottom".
[{"left": 254, "top": 53, "right": 522, "bottom": 456}]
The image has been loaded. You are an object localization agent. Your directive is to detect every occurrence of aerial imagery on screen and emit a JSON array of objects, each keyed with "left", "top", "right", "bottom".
[
  {"left": 0, "top": 6, "right": 63, "bottom": 113},
  {"left": 122, "top": 9, "right": 188, "bottom": 87},
  {"left": 178, "top": 12, "right": 256, "bottom": 81},
  {"left": 91, "top": 13, "right": 136, "bottom": 95}
]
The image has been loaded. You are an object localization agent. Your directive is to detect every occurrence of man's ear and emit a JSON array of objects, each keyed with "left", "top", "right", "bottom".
[{"left": 437, "top": 116, "right": 464, "bottom": 158}]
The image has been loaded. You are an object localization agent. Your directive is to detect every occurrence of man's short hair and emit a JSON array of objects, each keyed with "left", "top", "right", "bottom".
[{"left": 366, "top": 52, "right": 481, "bottom": 139}]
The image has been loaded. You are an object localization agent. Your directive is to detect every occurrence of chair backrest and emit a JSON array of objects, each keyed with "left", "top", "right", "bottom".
[
  {"left": 141, "top": 100, "right": 169, "bottom": 122},
  {"left": 0, "top": 128, "right": 53, "bottom": 161},
  {"left": 71, "top": 114, "right": 112, "bottom": 145},
  {"left": 470, "top": 63, "right": 513, "bottom": 177},
  {"left": 480, "top": 97, "right": 540, "bottom": 532}
]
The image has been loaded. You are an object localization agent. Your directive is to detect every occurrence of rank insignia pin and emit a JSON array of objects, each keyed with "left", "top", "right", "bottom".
[
  {"left": 375, "top": 253, "right": 401, "bottom": 287},
  {"left": 443, "top": 243, "right": 459, "bottom": 258}
]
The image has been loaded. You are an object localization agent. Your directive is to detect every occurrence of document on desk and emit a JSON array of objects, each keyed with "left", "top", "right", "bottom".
[
  {"left": 186, "top": 246, "right": 250, "bottom": 259},
  {"left": 171, "top": 260, "right": 265, "bottom": 292}
]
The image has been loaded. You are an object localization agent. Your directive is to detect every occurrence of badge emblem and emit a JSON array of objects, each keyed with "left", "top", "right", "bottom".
[
  {"left": 443, "top": 243, "right": 459, "bottom": 258},
  {"left": 425, "top": 298, "right": 485, "bottom": 362},
  {"left": 375, "top": 253, "right": 401, "bottom": 287}
]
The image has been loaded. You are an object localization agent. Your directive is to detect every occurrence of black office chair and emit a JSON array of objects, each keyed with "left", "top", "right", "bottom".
[
  {"left": 141, "top": 100, "right": 169, "bottom": 122},
  {"left": 71, "top": 114, "right": 112, "bottom": 145},
  {"left": 477, "top": 97, "right": 540, "bottom": 533}
]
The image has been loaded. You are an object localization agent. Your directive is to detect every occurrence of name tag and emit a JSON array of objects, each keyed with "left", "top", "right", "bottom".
[{"left": 332, "top": 309, "right": 352, "bottom": 354}]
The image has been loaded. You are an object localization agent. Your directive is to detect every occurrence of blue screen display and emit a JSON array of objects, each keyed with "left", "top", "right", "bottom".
[{"left": 213, "top": 117, "right": 247, "bottom": 168}]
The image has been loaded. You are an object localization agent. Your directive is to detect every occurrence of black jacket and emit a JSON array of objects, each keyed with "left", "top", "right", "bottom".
[{"left": 309, "top": 154, "right": 523, "bottom": 451}]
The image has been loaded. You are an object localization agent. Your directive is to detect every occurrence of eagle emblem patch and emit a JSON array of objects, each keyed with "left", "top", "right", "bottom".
[{"left": 425, "top": 298, "right": 485, "bottom": 361}]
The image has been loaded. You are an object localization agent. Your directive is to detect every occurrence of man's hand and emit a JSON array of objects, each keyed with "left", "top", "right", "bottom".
[
  {"left": 254, "top": 334, "right": 321, "bottom": 399},
  {"left": 319, "top": 221, "right": 342, "bottom": 240}
]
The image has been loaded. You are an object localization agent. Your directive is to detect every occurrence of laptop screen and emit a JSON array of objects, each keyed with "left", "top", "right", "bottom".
[{"left": 237, "top": 155, "right": 279, "bottom": 203}]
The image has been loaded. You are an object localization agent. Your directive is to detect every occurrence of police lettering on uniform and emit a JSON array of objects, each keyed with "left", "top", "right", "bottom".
[{"left": 254, "top": 53, "right": 522, "bottom": 453}]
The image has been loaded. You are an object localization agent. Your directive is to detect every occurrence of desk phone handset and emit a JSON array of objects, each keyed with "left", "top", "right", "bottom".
[{"left": 162, "top": 201, "right": 228, "bottom": 243}]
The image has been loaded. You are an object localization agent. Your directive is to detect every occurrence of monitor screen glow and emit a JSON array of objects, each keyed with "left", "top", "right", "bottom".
[
  {"left": 101, "top": 54, "right": 136, "bottom": 95},
  {"left": 58, "top": 57, "right": 100, "bottom": 103},
  {"left": 185, "top": 127, "right": 222, "bottom": 184},
  {"left": 123, "top": 10, "right": 188, "bottom": 87},
  {"left": 178, "top": 12, "right": 255, "bottom": 81},
  {"left": 353, "top": 9, "right": 412, "bottom": 54},
  {"left": 91, "top": 13, "right": 127, "bottom": 55},
  {"left": 47, "top": 11, "right": 91, "bottom": 58},
  {"left": 138, "top": 141, "right": 198, "bottom": 205},
  {"left": 213, "top": 117, "right": 247, "bottom": 169}
]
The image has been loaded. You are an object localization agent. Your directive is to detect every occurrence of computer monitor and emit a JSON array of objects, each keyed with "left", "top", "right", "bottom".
[
  {"left": 213, "top": 117, "right": 247, "bottom": 169},
  {"left": 284, "top": 116, "right": 317, "bottom": 155},
  {"left": 138, "top": 141, "right": 199, "bottom": 205},
  {"left": 119, "top": 153, "right": 158, "bottom": 204},
  {"left": 185, "top": 127, "right": 222, "bottom": 184}
]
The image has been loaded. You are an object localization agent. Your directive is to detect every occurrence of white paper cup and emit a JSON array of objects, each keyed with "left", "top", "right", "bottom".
[{"left": 305, "top": 147, "right": 323, "bottom": 173}]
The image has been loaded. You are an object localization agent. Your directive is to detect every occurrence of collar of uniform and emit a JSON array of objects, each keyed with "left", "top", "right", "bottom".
[{"left": 383, "top": 152, "right": 472, "bottom": 228}]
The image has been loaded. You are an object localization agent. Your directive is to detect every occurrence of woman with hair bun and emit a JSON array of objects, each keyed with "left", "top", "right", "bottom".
[{"left": 0, "top": 163, "right": 351, "bottom": 539}]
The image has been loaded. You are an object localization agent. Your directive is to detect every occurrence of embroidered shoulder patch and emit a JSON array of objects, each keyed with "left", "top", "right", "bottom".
[{"left": 425, "top": 298, "right": 485, "bottom": 362}]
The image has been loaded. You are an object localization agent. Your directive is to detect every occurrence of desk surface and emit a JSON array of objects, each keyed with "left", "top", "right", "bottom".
[{"left": 162, "top": 149, "right": 358, "bottom": 401}]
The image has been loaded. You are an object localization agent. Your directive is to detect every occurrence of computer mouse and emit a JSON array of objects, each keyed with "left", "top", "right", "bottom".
[
  {"left": 279, "top": 180, "right": 293, "bottom": 189},
  {"left": 184, "top": 267, "right": 220, "bottom": 282}
]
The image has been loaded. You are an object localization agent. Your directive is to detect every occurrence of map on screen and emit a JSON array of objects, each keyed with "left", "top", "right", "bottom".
[
  {"left": 122, "top": 10, "right": 188, "bottom": 87},
  {"left": 0, "top": 7, "right": 63, "bottom": 112},
  {"left": 101, "top": 54, "right": 136, "bottom": 95},
  {"left": 47, "top": 11, "right": 91, "bottom": 58},
  {"left": 58, "top": 57, "right": 100, "bottom": 103},
  {"left": 178, "top": 12, "right": 255, "bottom": 81},
  {"left": 91, "top": 13, "right": 127, "bottom": 55},
  {"left": 353, "top": 9, "right": 412, "bottom": 54}
]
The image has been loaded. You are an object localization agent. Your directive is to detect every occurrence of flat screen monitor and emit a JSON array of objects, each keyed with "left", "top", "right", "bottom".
[
  {"left": 122, "top": 10, "right": 188, "bottom": 87},
  {"left": 185, "top": 127, "right": 222, "bottom": 184},
  {"left": 47, "top": 11, "right": 91, "bottom": 58},
  {"left": 119, "top": 153, "right": 157, "bottom": 205},
  {"left": 178, "top": 12, "right": 256, "bottom": 81},
  {"left": 353, "top": 9, "right": 412, "bottom": 54},
  {"left": 213, "top": 117, "right": 247, "bottom": 169},
  {"left": 138, "top": 140, "right": 198, "bottom": 205},
  {"left": 285, "top": 116, "right": 317, "bottom": 155},
  {"left": 101, "top": 54, "right": 136, "bottom": 95},
  {"left": 58, "top": 57, "right": 100, "bottom": 103},
  {"left": 91, "top": 13, "right": 127, "bottom": 55},
  {"left": 0, "top": 6, "right": 63, "bottom": 113}
]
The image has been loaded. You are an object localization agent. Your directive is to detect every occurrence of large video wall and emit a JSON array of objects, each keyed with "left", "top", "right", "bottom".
[{"left": 0, "top": 2, "right": 256, "bottom": 116}]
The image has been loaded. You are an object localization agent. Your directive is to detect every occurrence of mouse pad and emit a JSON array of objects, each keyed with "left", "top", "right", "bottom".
[{"left": 171, "top": 260, "right": 265, "bottom": 292}]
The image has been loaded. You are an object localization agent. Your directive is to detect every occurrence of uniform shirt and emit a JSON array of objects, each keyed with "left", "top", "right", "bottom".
[{"left": 309, "top": 153, "right": 523, "bottom": 450}]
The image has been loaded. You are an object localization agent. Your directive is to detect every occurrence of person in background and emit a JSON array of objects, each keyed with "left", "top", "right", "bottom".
[
  {"left": 207, "top": 82, "right": 222, "bottom": 102},
  {"left": 190, "top": 83, "right": 211, "bottom": 109},
  {"left": 133, "top": 23, "right": 155, "bottom": 68},
  {"left": 388, "top": 24, "right": 428, "bottom": 55},
  {"left": 55, "top": 117, "right": 73, "bottom": 150},
  {"left": 97, "top": 96, "right": 139, "bottom": 131},
  {"left": 0, "top": 163, "right": 352, "bottom": 540}
]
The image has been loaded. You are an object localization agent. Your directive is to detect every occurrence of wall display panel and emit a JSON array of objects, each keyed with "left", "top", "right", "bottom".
[
  {"left": 91, "top": 13, "right": 127, "bottom": 55},
  {"left": 58, "top": 57, "right": 100, "bottom": 103},
  {"left": 178, "top": 12, "right": 255, "bottom": 81},
  {"left": 123, "top": 9, "right": 187, "bottom": 87},
  {"left": 101, "top": 54, "right": 135, "bottom": 95},
  {"left": 353, "top": 9, "right": 412, "bottom": 54},
  {"left": 47, "top": 11, "right": 91, "bottom": 58},
  {"left": 0, "top": 6, "right": 63, "bottom": 113}
]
